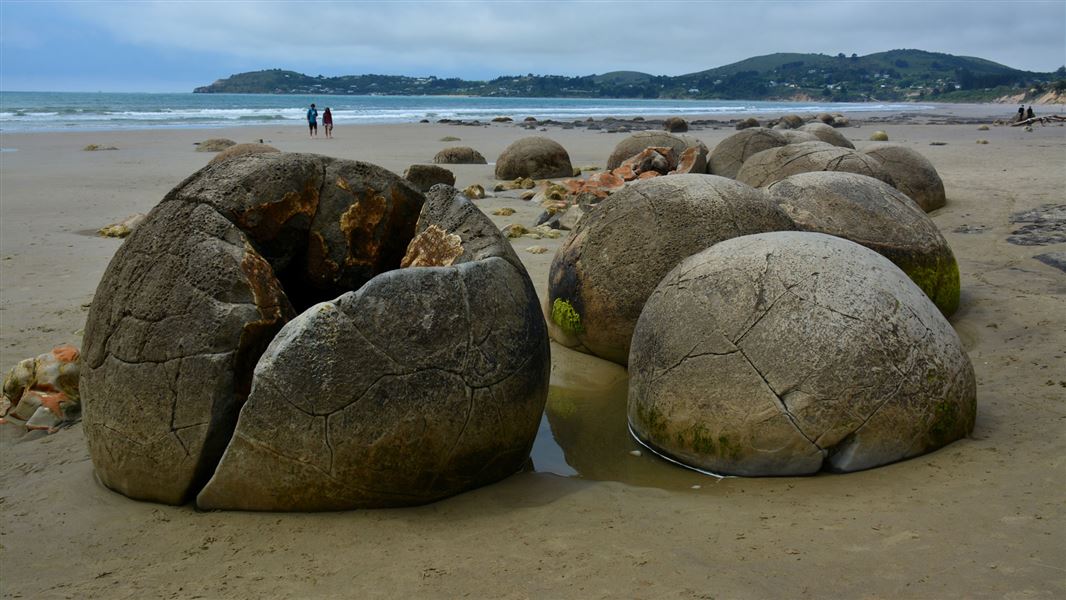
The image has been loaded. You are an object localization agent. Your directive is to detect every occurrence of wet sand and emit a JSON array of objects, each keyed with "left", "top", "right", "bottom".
[{"left": 1, "top": 105, "right": 1064, "bottom": 598}]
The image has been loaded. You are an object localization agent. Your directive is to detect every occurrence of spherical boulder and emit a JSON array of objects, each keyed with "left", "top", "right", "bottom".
[
  {"left": 82, "top": 153, "right": 549, "bottom": 510},
  {"left": 870, "top": 130, "right": 889, "bottom": 141},
  {"left": 765, "top": 172, "right": 960, "bottom": 316},
  {"left": 404, "top": 163, "right": 456, "bottom": 192},
  {"left": 735, "top": 117, "right": 760, "bottom": 130},
  {"left": 495, "top": 136, "right": 573, "bottom": 180},
  {"left": 735, "top": 141, "right": 894, "bottom": 188},
  {"left": 208, "top": 143, "right": 280, "bottom": 165},
  {"left": 433, "top": 146, "right": 487, "bottom": 165},
  {"left": 862, "top": 144, "right": 947, "bottom": 212},
  {"left": 663, "top": 117, "right": 689, "bottom": 132},
  {"left": 628, "top": 231, "right": 976, "bottom": 476},
  {"left": 798, "top": 122, "right": 855, "bottom": 149},
  {"left": 708, "top": 128, "right": 789, "bottom": 179},
  {"left": 773, "top": 114, "right": 805, "bottom": 129},
  {"left": 547, "top": 174, "right": 794, "bottom": 365},
  {"left": 606, "top": 131, "right": 709, "bottom": 171}
]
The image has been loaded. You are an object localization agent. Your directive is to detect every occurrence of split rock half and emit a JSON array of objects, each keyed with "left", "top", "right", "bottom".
[
  {"left": 82, "top": 153, "right": 548, "bottom": 509},
  {"left": 198, "top": 185, "right": 549, "bottom": 510}
]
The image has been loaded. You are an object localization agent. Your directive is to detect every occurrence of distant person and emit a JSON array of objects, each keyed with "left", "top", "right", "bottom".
[
  {"left": 1026, "top": 106, "right": 1035, "bottom": 120},
  {"left": 323, "top": 107, "right": 333, "bottom": 138},
  {"left": 307, "top": 103, "right": 318, "bottom": 137},
  {"left": 1017, "top": 105, "right": 1025, "bottom": 122}
]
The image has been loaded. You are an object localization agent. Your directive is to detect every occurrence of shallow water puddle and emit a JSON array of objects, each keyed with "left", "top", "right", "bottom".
[{"left": 529, "top": 344, "right": 721, "bottom": 491}]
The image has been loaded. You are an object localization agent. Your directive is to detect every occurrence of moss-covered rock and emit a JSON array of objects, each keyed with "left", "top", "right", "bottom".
[{"left": 765, "top": 171, "right": 960, "bottom": 316}]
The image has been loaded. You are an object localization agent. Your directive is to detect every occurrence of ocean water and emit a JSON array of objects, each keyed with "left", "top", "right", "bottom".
[{"left": 0, "top": 91, "right": 933, "bottom": 133}]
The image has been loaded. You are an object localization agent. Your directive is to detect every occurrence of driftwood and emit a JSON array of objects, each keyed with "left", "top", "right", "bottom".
[{"left": 1010, "top": 115, "right": 1066, "bottom": 127}]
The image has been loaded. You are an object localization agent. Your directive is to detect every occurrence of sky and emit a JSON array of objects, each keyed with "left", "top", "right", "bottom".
[{"left": 1, "top": 0, "right": 1064, "bottom": 92}]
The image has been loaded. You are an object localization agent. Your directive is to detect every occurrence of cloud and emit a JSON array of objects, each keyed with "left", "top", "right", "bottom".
[{"left": 61, "top": 1, "right": 1064, "bottom": 76}]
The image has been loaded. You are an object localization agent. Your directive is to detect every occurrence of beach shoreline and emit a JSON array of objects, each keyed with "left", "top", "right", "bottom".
[{"left": 1, "top": 109, "right": 1063, "bottom": 598}]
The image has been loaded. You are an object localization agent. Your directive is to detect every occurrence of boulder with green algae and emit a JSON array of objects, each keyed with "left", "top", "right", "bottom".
[
  {"left": 736, "top": 141, "right": 895, "bottom": 189},
  {"left": 628, "top": 231, "right": 975, "bottom": 476},
  {"left": 547, "top": 174, "right": 794, "bottom": 365},
  {"left": 862, "top": 143, "right": 947, "bottom": 212},
  {"left": 765, "top": 171, "right": 960, "bottom": 316},
  {"left": 83, "top": 154, "right": 548, "bottom": 510},
  {"left": 870, "top": 130, "right": 889, "bottom": 141}
]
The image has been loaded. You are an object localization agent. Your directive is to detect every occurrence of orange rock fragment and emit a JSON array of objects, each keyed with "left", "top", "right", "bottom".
[
  {"left": 669, "top": 146, "right": 702, "bottom": 175},
  {"left": 612, "top": 164, "right": 638, "bottom": 181},
  {"left": 638, "top": 171, "right": 660, "bottom": 180}
]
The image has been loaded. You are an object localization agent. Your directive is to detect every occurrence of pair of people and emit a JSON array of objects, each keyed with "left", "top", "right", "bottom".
[
  {"left": 307, "top": 103, "right": 334, "bottom": 138},
  {"left": 1017, "top": 105, "right": 1035, "bottom": 122}
]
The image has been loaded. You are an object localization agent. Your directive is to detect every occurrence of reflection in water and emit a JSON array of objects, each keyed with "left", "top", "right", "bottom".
[{"left": 530, "top": 344, "right": 721, "bottom": 490}]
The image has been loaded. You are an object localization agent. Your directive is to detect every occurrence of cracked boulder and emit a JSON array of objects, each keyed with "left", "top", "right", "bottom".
[
  {"left": 628, "top": 231, "right": 976, "bottom": 476},
  {"left": 861, "top": 144, "right": 947, "bottom": 212},
  {"left": 607, "top": 131, "right": 709, "bottom": 171},
  {"left": 708, "top": 128, "right": 790, "bottom": 179},
  {"left": 83, "top": 154, "right": 548, "bottom": 509},
  {"left": 192, "top": 183, "right": 548, "bottom": 511},
  {"left": 766, "top": 172, "right": 960, "bottom": 316},
  {"left": 736, "top": 141, "right": 895, "bottom": 189},
  {"left": 494, "top": 136, "right": 573, "bottom": 180},
  {"left": 547, "top": 174, "right": 794, "bottom": 366}
]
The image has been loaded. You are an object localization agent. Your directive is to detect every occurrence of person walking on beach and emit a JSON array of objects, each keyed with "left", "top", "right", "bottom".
[
  {"left": 307, "top": 103, "right": 318, "bottom": 137},
  {"left": 1026, "top": 106, "right": 1035, "bottom": 120},
  {"left": 1017, "top": 105, "right": 1025, "bottom": 122},
  {"left": 323, "top": 107, "right": 333, "bottom": 138}
]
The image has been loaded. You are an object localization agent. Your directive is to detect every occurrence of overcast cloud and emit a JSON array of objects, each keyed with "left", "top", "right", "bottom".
[{"left": 1, "top": 0, "right": 1063, "bottom": 92}]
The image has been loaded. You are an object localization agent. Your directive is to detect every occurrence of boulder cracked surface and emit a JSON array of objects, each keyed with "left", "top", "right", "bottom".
[
  {"left": 766, "top": 172, "right": 960, "bottom": 316},
  {"left": 82, "top": 154, "right": 548, "bottom": 510},
  {"left": 708, "top": 128, "right": 790, "bottom": 179},
  {"left": 736, "top": 141, "right": 895, "bottom": 189},
  {"left": 628, "top": 232, "right": 976, "bottom": 476},
  {"left": 547, "top": 174, "right": 794, "bottom": 365}
]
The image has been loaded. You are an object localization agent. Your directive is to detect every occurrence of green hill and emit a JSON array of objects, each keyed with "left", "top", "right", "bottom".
[{"left": 194, "top": 50, "right": 1062, "bottom": 102}]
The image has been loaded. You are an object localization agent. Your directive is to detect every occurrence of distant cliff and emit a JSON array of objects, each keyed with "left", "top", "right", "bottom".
[{"left": 195, "top": 50, "right": 1064, "bottom": 102}]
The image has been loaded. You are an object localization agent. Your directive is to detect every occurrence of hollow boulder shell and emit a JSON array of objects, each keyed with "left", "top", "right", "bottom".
[
  {"left": 628, "top": 232, "right": 976, "bottom": 476},
  {"left": 607, "top": 131, "right": 709, "bottom": 171},
  {"left": 547, "top": 174, "right": 794, "bottom": 365},
  {"left": 765, "top": 172, "right": 959, "bottom": 316},
  {"left": 862, "top": 143, "right": 947, "bottom": 212},
  {"left": 736, "top": 141, "right": 895, "bottom": 188},
  {"left": 494, "top": 136, "right": 573, "bottom": 180},
  {"left": 197, "top": 185, "right": 549, "bottom": 510},
  {"left": 707, "top": 128, "right": 789, "bottom": 179},
  {"left": 82, "top": 153, "right": 548, "bottom": 509}
]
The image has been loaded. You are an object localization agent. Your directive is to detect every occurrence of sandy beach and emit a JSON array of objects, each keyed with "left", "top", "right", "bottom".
[{"left": 1, "top": 104, "right": 1064, "bottom": 598}]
